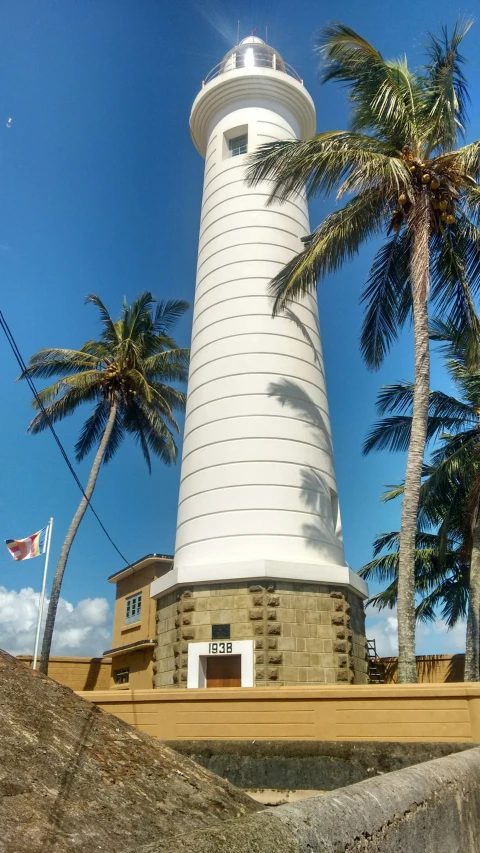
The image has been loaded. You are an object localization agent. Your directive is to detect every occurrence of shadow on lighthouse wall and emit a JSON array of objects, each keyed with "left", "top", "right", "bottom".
[
  {"left": 283, "top": 307, "right": 322, "bottom": 368},
  {"left": 267, "top": 377, "right": 340, "bottom": 557}
]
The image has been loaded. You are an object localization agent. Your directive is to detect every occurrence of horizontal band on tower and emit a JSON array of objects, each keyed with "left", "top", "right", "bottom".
[
  {"left": 190, "top": 68, "right": 316, "bottom": 155},
  {"left": 150, "top": 559, "right": 367, "bottom": 600}
]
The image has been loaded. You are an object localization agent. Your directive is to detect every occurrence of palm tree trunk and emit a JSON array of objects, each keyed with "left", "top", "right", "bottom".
[
  {"left": 465, "top": 508, "right": 480, "bottom": 681},
  {"left": 397, "top": 192, "right": 431, "bottom": 684},
  {"left": 39, "top": 401, "right": 118, "bottom": 676}
]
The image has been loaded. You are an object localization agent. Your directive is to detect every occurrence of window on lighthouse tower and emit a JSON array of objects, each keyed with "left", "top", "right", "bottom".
[{"left": 229, "top": 133, "right": 248, "bottom": 156}]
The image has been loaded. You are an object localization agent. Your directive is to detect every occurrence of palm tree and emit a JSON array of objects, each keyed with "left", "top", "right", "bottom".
[
  {"left": 21, "top": 292, "right": 189, "bottom": 675},
  {"left": 364, "top": 320, "right": 480, "bottom": 678},
  {"left": 361, "top": 529, "right": 470, "bottom": 657},
  {"left": 247, "top": 22, "right": 480, "bottom": 681}
]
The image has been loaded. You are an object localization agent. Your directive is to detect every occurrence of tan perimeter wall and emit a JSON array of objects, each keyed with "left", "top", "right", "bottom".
[
  {"left": 78, "top": 683, "right": 480, "bottom": 742},
  {"left": 381, "top": 654, "right": 465, "bottom": 683},
  {"left": 19, "top": 655, "right": 112, "bottom": 691}
]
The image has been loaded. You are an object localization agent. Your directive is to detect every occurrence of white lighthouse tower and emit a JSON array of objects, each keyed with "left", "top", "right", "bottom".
[{"left": 152, "top": 37, "right": 368, "bottom": 689}]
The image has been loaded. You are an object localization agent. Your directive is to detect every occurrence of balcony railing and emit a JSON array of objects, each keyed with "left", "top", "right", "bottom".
[{"left": 202, "top": 48, "right": 303, "bottom": 87}]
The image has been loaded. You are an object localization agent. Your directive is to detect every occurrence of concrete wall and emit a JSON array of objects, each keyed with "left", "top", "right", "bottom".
[
  {"left": 18, "top": 655, "right": 111, "bottom": 691},
  {"left": 381, "top": 654, "right": 465, "bottom": 683},
  {"left": 136, "top": 746, "right": 480, "bottom": 853},
  {"left": 78, "top": 682, "right": 480, "bottom": 742},
  {"left": 169, "top": 740, "right": 476, "bottom": 791}
]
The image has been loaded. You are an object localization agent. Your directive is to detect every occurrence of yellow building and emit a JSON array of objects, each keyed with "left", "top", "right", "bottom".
[{"left": 104, "top": 553, "right": 173, "bottom": 689}]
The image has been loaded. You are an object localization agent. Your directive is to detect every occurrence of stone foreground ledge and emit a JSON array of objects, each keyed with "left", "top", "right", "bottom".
[{"left": 135, "top": 746, "right": 480, "bottom": 853}]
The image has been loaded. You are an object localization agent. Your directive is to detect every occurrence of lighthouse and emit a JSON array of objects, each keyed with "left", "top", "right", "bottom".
[{"left": 152, "top": 37, "right": 368, "bottom": 688}]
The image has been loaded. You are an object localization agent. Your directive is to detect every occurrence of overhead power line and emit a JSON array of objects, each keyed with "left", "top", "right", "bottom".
[{"left": 0, "top": 308, "right": 130, "bottom": 565}]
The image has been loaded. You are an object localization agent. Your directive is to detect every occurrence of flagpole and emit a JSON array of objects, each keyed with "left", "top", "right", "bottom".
[{"left": 33, "top": 518, "right": 53, "bottom": 670}]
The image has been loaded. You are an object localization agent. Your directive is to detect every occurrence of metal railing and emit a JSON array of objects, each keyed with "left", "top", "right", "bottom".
[{"left": 203, "top": 49, "right": 303, "bottom": 87}]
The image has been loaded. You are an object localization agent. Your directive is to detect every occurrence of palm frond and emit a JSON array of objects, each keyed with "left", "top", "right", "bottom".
[
  {"left": 420, "top": 434, "right": 479, "bottom": 510},
  {"left": 370, "top": 529, "right": 441, "bottom": 557},
  {"left": 27, "top": 382, "right": 100, "bottom": 434},
  {"left": 29, "top": 371, "right": 104, "bottom": 410},
  {"left": 360, "top": 233, "right": 412, "bottom": 369},
  {"left": 316, "top": 23, "right": 425, "bottom": 144},
  {"left": 440, "top": 584, "right": 469, "bottom": 626},
  {"left": 460, "top": 187, "right": 480, "bottom": 226},
  {"left": 435, "top": 141, "right": 480, "bottom": 182},
  {"left": 85, "top": 294, "right": 120, "bottom": 345},
  {"left": 128, "top": 369, "right": 155, "bottom": 403},
  {"left": 375, "top": 382, "right": 415, "bottom": 414},
  {"left": 366, "top": 581, "right": 399, "bottom": 611},
  {"left": 381, "top": 482, "right": 405, "bottom": 503},
  {"left": 74, "top": 399, "right": 110, "bottom": 462},
  {"left": 430, "top": 315, "right": 472, "bottom": 352},
  {"left": 365, "top": 315, "right": 480, "bottom": 633},
  {"left": 148, "top": 382, "right": 187, "bottom": 414},
  {"left": 143, "top": 350, "right": 190, "bottom": 382},
  {"left": 363, "top": 415, "right": 413, "bottom": 453},
  {"left": 246, "top": 131, "right": 407, "bottom": 203},
  {"left": 80, "top": 340, "right": 112, "bottom": 359},
  {"left": 122, "top": 291, "right": 156, "bottom": 342},
  {"left": 424, "top": 20, "right": 473, "bottom": 155},
  {"left": 429, "top": 428, "right": 479, "bottom": 465},
  {"left": 430, "top": 218, "right": 480, "bottom": 344},
  {"left": 375, "top": 381, "right": 473, "bottom": 423},
  {"left": 371, "top": 531, "right": 400, "bottom": 556},
  {"left": 102, "top": 409, "right": 125, "bottom": 464},
  {"left": 362, "top": 523, "right": 466, "bottom": 624},
  {"left": 27, "top": 373, "right": 101, "bottom": 412},
  {"left": 430, "top": 317, "right": 480, "bottom": 372},
  {"left": 363, "top": 413, "right": 460, "bottom": 454},
  {"left": 269, "top": 188, "right": 385, "bottom": 313},
  {"left": 153, "top": 300, "right": 190, "bottom": 334},
  {"left": 20, "top": 348, "right": 100, "bottom": 380},
  {"left": 124, "top": 397, "right": 178, "bottom": 471},
  {"left": 360, "top": 552, "right": 399, "bottom": 582}
]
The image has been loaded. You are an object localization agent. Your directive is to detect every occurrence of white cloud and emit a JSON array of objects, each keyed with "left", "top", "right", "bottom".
[
  {"left": 365, "top": 604, "right": 399, "bottom": 656},
  {"left": 366, "top": 603, "right": 466, "bottom": 657},
  {"left": 417, "top": 618, "right": 466, "bottom": 654},
  {"left": 0, "top": 586, "right": 111, "bottom": 658}
]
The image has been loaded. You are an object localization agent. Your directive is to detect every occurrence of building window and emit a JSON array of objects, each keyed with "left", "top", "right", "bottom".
[
  {"left": 114, "top": 668, "right": 130, "bottom": 685},
  {"left": 125, "top": 593, "right": 142, "bottom": 625},
  {"left": 229, "top": 133, "right": 248, "bottom": 156}
]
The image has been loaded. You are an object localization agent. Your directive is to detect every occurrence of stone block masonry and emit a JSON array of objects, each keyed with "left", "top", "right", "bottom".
[{"left": 154, "top": 580, "right": 368, "bottom": 688}]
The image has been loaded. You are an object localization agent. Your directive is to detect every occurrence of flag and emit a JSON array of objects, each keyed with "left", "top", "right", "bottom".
[{"left": 5, "top": 526, "right": 49, "bottom": 561}]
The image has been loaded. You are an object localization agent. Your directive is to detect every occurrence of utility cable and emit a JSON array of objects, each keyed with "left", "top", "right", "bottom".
[{"left": 0, "top": 308, "right": 130, "bottom": 565}]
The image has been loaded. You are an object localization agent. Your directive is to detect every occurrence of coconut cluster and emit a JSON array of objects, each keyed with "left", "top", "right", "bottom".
[
  {"left": 390, "top": 145, "right": 458, "bottom": 232},
  {"left": 100, "top": 360, "right": 137, "bottom": 399}
]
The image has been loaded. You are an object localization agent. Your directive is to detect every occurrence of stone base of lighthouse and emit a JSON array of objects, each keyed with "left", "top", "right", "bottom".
[{"left": 153, "top": 581, "right": 368, "bottom": 688}]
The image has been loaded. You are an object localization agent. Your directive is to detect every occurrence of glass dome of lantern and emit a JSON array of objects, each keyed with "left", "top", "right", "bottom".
[
  {"left": 202, "top": 36, "right": 302, "bottom": 85},
  {"left": 221, "top": 36, "right": 286, "bottom": 73}
]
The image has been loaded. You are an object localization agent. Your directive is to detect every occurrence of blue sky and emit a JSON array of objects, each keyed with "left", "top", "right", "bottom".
[{"left": 1, "top": 0, "right": 479, "bottom": 657}]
